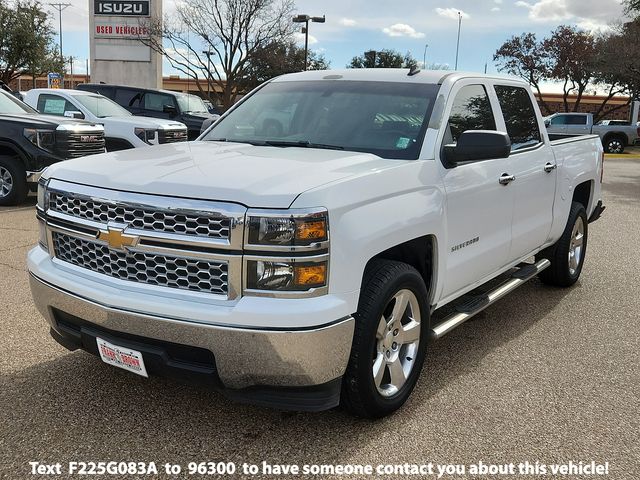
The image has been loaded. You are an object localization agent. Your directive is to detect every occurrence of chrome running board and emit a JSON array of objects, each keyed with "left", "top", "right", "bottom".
[{"left": 430, "top": 258, "right": 551, "bottom": 340}]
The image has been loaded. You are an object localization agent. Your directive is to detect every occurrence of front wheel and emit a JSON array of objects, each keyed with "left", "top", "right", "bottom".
[
  {"left": 341, "top": 260, "right": 429, "bottom": 418},
  {"left": 537, "top": 201, "right": 588, "bottom": 287},
  {"left": 0, "top": 156, "right": 28, "bottom": 206}
]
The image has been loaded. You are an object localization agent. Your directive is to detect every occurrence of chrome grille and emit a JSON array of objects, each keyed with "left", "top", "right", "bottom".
[
  {"left": 49, "top": 191, "right": 230, "bottom": 240},
  {"left": 57, "top": 131, "right": 106, "bottom": 158},
  {"left": 53, "top": 232, "right": 228, "bottom": 295},
  {"left": 159, "top": 129, "right": 188, "bottom": 144}
]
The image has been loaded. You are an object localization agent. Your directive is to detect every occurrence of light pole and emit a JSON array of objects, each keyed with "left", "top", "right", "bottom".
[
  {"left": 423, "top": 43, "right": 428, "bottom": 69},
  {"left": 455, "top": 11, "right": 462, "bottom": 70},
  {"left": 202, "top": 49, "right": 214, "bottom": 100},
  {"left": 49, "top": 3, "right": 71, "bottom": 64},
  {"left": 293, "top": 14, "right": 325, "bottom": 71}
]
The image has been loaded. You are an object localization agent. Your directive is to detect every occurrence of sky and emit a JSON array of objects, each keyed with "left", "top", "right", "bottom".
[{"left": 57, "top": 0, "right": 628, "bottom": 82}]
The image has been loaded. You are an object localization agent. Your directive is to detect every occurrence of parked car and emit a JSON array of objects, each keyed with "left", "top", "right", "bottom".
[
  {"left": 29, "top": 70, "right": 604, "bottom": 418},
  {"left": 76, "top": 83, "right": 216, "bottom": 140},
  {"left": 545, "top": 112, "right": 640, "bottom": 153},
  {"left": 24, "top": 89, "right": 188, "bottom": 151},
  {"left": 0, "top": 89, "right": 104, "bottom": 206}
]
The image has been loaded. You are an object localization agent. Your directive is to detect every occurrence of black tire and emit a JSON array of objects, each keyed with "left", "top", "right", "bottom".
[
  {"left": 537, "top": 201, "right": 588, "bottom": 287},
  {"left": 0, "top": 155, "right": 28, "bottom": 206},
  {"left": 603, "top": 135, "right": 625, "bottom": 154},
  {"left": 341, "top": 259, "right": 430, "bottom": 418}
]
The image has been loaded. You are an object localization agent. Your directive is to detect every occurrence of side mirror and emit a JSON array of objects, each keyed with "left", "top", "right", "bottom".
[
  {"left": 199, "top": 114, "right": 221, "bottom": 135},
  {"left": 162, "top": 104, "right": 177, "bottom": 116},
  {"left": 443, "top": 130, "right": 511, "bottom": 167},
  {"left": 64, "top": 111, "right": 85, "bottom": 120}
]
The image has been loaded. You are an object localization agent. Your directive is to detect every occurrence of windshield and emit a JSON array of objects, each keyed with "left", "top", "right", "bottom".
[
  {"left": 72, "top": 94, "right": 131, "bottom": 118},
  {"left": 0, "top": 90, "right": 36, "bottom": 114},
  {"left": 202, "top": 80, "right": 439, "bottom": 160},
  {"left": 176, "top": 93, "right": 208, "bottom": 113}
]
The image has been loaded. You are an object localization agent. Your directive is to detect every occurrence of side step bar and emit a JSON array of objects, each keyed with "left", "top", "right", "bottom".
[{"left": 430, "top": 258, "right": 551, "bottom": 340}]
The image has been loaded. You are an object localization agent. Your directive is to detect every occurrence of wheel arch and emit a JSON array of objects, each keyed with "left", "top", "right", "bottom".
[
  {"left": 363, "top": 234, "right": 438, "bottom": 312},
  {"left": 602, "top": 131, "right": 628, "bottom": 146},
  {"left": 0, "top": 141, "right": 28, "bottom": 167},
  {"left": 572, "top": 180, "right": 593, "bottom": 212}
]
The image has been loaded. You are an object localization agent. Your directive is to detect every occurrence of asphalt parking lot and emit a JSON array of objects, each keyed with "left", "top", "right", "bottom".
[{"left": 1, "top": 159, "right": 638, "bottom": 479}]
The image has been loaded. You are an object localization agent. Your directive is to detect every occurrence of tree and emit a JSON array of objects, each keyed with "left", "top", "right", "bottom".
[
  {"left": 623, "top": 0, "right": 640, "bottom": 14},
  {"left": 142, "top": 0, "right": 295, "bottom": 109},
  {"left": 0, "top": 0, "right": 62, "bottom": 84},
  {"left": 544, "top": 26, "right": 597, "bottom": 112},
  {"left": 242, "top": 40, "right": 330, "bottom": 89},
  {"left": 494, "top": 33, "right": 552, "bottom": 115},
  {"left": 348, "top": 49, "right": 418, "bottom": 69}
]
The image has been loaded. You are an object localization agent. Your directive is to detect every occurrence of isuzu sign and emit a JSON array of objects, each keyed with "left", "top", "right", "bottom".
[{"left": 94, "top": 0, "right": 149, "bottom": 16}]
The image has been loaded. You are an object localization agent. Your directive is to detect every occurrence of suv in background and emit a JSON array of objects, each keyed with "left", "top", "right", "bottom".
[
  {"left": 76, "top": 84, "right": 216, "bottom": 140},
  {"left": 0, "top": 89, "right": 104, "bottom": 205}
]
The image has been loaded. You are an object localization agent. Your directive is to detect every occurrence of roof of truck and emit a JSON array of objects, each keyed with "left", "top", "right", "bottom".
[{"left": 273, "top": 69, "right": 525, "bottom": 85}]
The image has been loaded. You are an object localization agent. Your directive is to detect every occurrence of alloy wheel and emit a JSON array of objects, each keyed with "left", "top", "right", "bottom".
[
  {"left": 568, "top": 216, "right": 585, "bottom": 276},
  {"left": 0, "top": 167, "right": 13, "bottom": 199}
]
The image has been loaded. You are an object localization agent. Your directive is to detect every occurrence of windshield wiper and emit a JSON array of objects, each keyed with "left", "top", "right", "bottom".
[{"left": 263, "top": 140, "right": 344, "bottom": 151}]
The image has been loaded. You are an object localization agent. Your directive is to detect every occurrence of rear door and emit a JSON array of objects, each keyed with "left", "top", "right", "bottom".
[
  {"left": 565, "top": 114, "right": 591, "bottom": 135},
  {"left": 492, "top": 83, "right": 556, "bottom": 260},
  {"left": 438, "top": 81, "right": 515, "bottom": 300}
]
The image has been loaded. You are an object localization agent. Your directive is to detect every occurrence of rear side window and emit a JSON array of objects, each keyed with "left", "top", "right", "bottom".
[
  {"left": 445, "top": 84, "right": 496, "bottom": 144},
  {"left": 549, "top": 115, "right": 566, "bottom": 125},
  {"left": 115, "top": 88, "right": 141, "bottom": 108},
  {"left": 143, "top": 92, "right": 175, "bottom": 112},
  {"left": 37, "top": 94, "right": 77, "bottom": 116},
  {"left": 566, "top": 115, "right": 587, "bottom": 125},
  {"left": 494, "top": 85, "right": 542, "bottom": 151}
]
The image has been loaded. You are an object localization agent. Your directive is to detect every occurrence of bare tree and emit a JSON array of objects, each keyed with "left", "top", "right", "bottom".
[
  {"left": 142, "top": 0, "right": 295, "bottom": 109},
  {"left": 494, "top": 33, "right": 552, "bottom": 115}
]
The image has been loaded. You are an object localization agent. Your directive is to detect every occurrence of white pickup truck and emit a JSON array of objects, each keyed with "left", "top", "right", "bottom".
[
  {"left": 24, "top": 89, "right": 188, "bottom": 151},
  {"left": 28, "top": 70, "right": 605, "bottom": 418}
]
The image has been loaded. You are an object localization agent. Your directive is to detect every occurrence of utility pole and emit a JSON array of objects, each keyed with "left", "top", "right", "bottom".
[
  {"left": 202, "top": 49, "right": 214, "bottom": 101},
  {"left": 455, "top": 11, "right": 462, "bottom": 70},
  {"left": 293, "top": 14, "right": 325, "bottom": 71},
  {"left": 69, "top": 57, "right": 74, "bottom": 88},
  {"left": 423, "top": 43, "right": 428, "bottom": 69},
  {"left": 86, "top": 58, "right": 89, "bottom": 83},
  {"left": 49, "top": 3, "right": 71, "bottom": 64}
]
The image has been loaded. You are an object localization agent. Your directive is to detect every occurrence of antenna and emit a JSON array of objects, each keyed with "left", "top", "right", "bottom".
[{"left": 408, "top": 65, "right": 421, "bottom": 76}]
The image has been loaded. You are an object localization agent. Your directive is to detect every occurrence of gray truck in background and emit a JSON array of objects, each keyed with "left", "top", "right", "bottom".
[{"left": 545, "top": 112, "right": 640, "bottom": 153}]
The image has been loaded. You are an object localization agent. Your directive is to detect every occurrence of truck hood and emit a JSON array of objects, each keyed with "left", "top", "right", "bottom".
[
  {"left": 102, "top": 116, "right": 186, "bottom": 130},
  {"left": 0, "top": 113, "right": 98, "bottom": 129},
  {"left": 45, "top": 141, "right": 396, "bottom": 208}
]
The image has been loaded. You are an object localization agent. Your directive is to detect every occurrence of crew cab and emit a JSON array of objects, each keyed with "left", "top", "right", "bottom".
[
  {"left": 545, "top": 112, "right": 640, "bottom": 153},
  {"left": 75, "top": 83, "right": 216, "bottom": 140},
  {"left": 28, "top": 70, "right": 604, "bottom": 418},
  {"left": 24, "top": 89, "right": 188, "bottom": 151},
  {"left": 0, "top": 89, "right": 104, "bottom": 206}
]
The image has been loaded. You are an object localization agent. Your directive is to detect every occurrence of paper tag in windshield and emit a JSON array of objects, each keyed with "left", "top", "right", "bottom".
[{"left": 396, "top": 137, "right": 411, "bottom": 149}]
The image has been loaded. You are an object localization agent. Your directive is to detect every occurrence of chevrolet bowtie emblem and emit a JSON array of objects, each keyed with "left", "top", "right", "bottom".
[{"left": 98, "top": 226, "right": 138, "bottom": 251}]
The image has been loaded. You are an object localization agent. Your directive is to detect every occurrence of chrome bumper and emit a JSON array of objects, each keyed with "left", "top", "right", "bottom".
[{"left": 29, "top": 273, "right": 355, "bottom": 389}]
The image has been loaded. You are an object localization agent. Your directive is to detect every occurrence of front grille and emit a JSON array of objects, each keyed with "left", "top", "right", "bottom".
[
  {"left": 53, "top": 232, "right": 228, "bottom": 296},
  {"left": 57, "top": 131, "right": 106, "bottom": 159},
  {"left": 49, "top": 191, "right": 230, "bottom": 240},
  {"left": 159, "top": 129, "right": 188, "bottom": 144}
]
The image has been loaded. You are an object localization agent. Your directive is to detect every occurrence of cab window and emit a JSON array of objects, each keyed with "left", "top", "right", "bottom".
[
  {"left": 444, "top": 84, "right": 496, "bottom": 145},
  {"left": 37, "top": 94, "right": 77, "bottom": 117},
  {"left": 494, "top": 85, "right": 542, "bottom": 151},
  {"left": 143, "top": 92, "right": 175, "bottom": 112}
]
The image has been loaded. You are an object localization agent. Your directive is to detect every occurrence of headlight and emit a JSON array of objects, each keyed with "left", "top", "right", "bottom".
[
  {"left": 246, "top": 210, "right": 328, "bottom": 249},
  {"left": 134, "top": 128, "right": 157, "bottom": 144},
  {"left": 24, "top": 128, "right": 56, "bottom": 152},
  {"left": 246, "top": 258, "right": 328, "bottom": 292}
]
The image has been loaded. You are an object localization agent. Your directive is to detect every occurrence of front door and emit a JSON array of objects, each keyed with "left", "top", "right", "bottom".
[{"left": 438, "top": 82, "right": 515, "bottom": 300}]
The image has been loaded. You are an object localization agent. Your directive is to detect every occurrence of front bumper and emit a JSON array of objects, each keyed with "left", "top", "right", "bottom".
[{"left": 29, "top": 272, "right": 355, "bottom": 411}]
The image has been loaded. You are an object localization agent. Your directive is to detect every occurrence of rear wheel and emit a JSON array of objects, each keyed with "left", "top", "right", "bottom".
[
  {"left": 603, "top": 136, "right": 625, "bottom": 154},
  {"left": 537, "top": 201, "right": 588, "bottom": 287},
  {"left": 0, "top": 156, "right": 28, "bottom": 206},
  {"left": 341, "top": 260, "right": 429, "bottom": 418}
]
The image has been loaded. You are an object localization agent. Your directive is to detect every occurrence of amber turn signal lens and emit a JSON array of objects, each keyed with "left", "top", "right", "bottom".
[
  {"left": 295, "top": 220, "right": 327, "bottom": 242},
  {"left": 294, "top": 263, "right": 327, "bottom": 287}
]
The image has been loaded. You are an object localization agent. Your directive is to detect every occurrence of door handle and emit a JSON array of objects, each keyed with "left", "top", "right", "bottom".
[
  {"left": 544, "top": 163, "right": 557, "bottom": 173},
  {"left": 499, "top": 173, "right": 516, "bottom": 185}
]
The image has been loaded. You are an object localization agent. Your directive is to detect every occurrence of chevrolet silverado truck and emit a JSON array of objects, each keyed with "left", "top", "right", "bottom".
[
  {"left": 28, "top": 70, "right": 605, "bottom": 418},
  {"left": 24, "top": 89, "right": 188, "bottom": 151},
  {"left": 545, "top": 112, "right": 640, "bottom": 154},
  {"left": 0, "top": 89, "right": 105, "bottom": 206}
]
